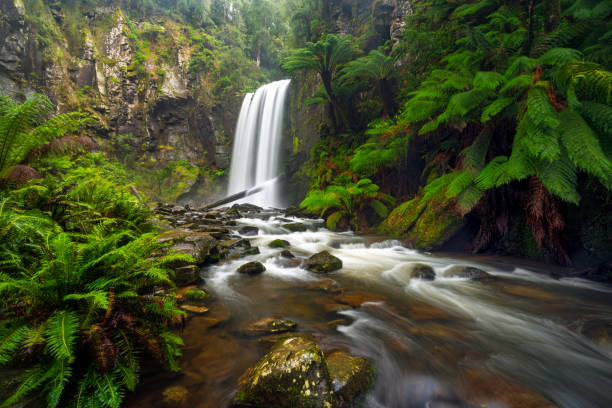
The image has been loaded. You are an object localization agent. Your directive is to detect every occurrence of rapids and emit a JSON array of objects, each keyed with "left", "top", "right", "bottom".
[{"left": 127, "top": 211, "right": 612, "bottom": 408}]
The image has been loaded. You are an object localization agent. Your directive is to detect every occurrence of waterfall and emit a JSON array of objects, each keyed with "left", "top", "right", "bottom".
[{"left": 228, "top": 79, "right": 291, "bottom": 208}]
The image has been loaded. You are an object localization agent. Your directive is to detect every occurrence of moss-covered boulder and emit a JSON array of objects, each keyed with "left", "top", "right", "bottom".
[
  {"left": 233, "top": 337, "right": 335, "bottom": 408},
  {"left": 379, "top": 195, "right": 463, "bottom": 250},
  {"left": 173, "top": 264, "right": 201, "bottom": 286},
  {"left": 269, "top": 239, "right": 290, "bottom": 248},
  {"left": 326, "top": 352, "right": 374, "bottom": 405},
  {"left": 184, "top": 288, "right": 210, "bottom": 301},
  {"left": 283, "top": 222, "right": 308, "bottom": 232},
  {"left": 158, "top": 229, "right": 219, "bottom": 265},
  {"left": 442, "top": 266, "right": 490, "bottom": 280},
  {"left": 280, "top": 249, "right": 295, "bottom": 258},
  {"left": 238, "top": 261, "right": 266, "bottom": 275},
  {"left": 304, "top": 251, "right": 343, "bottom": 273}
]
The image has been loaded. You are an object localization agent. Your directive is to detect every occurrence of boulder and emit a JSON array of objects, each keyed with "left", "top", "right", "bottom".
[
  {"left": 244, "top": 317, "right": 298, "bottom": 336},
  {"left": 269, "top": 239, "right": 290, "bottom": 248},
  {"left": 173, "top": 264, "right": 201, "bottom": 286},
  {"left": 442, "top": 266, "right": 490, "bottom": 280},
  {"left": 233, "top": 337, "right": 335, "bottom": 408},
  {"left": 180, "top": 304, "right": 209, "bottom": 314},
  {"left": 243, "top": 247, "right": 261, "bottom": 256},
  {"left": 327, "top": 351, "right": 374, "bottom": 405},
  {"left": 184, "top": 288, "right": 209, "bottom": 301},
  {"left": 239, "top": 225, "right": 259, "bottom": 236},
  {"left": 304, "top": 251, "right": 343, "bottom": 273},
  {"left": 409, "top": 263, "right": 436, "bottom": 280},
  {"left": 238, "top": 261, "right": 266, "bottom": 275},
  {"left": 158, "top": 229, "right": 219, "bottom": 265},
  {"left": 283, "top": 222, "right": 308, "bottom": 232},
  {"left": 280, "top": 250, "right": 295, "bottom": 258}
]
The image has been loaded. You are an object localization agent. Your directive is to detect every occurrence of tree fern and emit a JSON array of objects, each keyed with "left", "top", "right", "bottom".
[{"left": 558, "top": 109, "right": 612, "bottom": 188}]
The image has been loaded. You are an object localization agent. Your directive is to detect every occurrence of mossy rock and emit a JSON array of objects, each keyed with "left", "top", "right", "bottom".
[
  {"left": 280, "top": 249, "right": 295, "bottom": 258},
  {"left": 409, "top": 263, "right": 436, "bottom": 281},
  {"left": 233, "top": 337, "right": 335, "bottom": 408},
  {"left": 244, "top": 317, "right": 298, "bottom": 336},
  {"left": 244, "top": 247, "right": 261, "bottom": 256},
  {"left": 269, "top": 239, "right": 290, "bottom": 248},
  {"left": 283, "top": 222, "right": 308, "bottom": 232},
  {"left": 442, "top": 266, "right": 490, "bottom": 280},
  {"left": 379, "top": 195, "right": 463, "bottom": 250},
  {"left": 237, "top": 261, "right": 266, "bottom": 275},
  {"left": 304, "top": 251, "right": 343, "bottom": 274},
  {"left": 326, "top": 351, "right": 374, "bottom": 405},
  {"left": 184, "top": 288, "right": 210, "bottom": 301}
]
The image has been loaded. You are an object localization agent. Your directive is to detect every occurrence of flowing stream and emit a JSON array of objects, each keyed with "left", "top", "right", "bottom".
[
  {"left": 128, "top": 211, "right": 612, "bottom": 408},
  {"left": 227, "top": 80, "right": 291, "bottom": 208}
]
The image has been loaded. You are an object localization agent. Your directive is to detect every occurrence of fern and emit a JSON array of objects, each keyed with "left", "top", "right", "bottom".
[
  {"left": 0, "top": 325, "right": 28, "bottom": 364},
  {"left": 45, "top": 310, "right": 79, "bottom": 362},
  {"left": 558, "top": 109, "right": 612, "bottom": 188},
  {"left": 46, "top": 359, "right": 73, "bottom": 408}
]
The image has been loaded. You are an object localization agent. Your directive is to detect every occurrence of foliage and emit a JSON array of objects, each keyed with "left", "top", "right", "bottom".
[{"left": 300, "top": 178, "right": 394, "bottom": 230}]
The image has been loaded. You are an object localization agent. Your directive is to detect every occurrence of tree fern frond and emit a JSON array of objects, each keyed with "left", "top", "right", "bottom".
[
  {"left": 445, "top": 171, "right": 475, "bottom": 198},
  {"left": 556, "top": 62, "right": 612, "bottom": 105},
  {"left": 539, "top": 47, "right": 583, "bottom": 66},
  {"left": 326, "top": 211, "right": 343, "bottom": 230},
  {"left": 515, "top": 87, "right": 561, "bottom": 162},
  {"left": 481, "top": 97, "right": 515, "bottom": 122},
  {"left": 457, "top": 184, "right": 484, "bottom": 214},
  {"left": 535, "top": 154, "right": 580, "bottom": 204},
  {"left": 559, "top": 109, "right": 612, "bottom": 188},
  {"left": 473, "top": 71, "right": 505, "bottom": 90}
]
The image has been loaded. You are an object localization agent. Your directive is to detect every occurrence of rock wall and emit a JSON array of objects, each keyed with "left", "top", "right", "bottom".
[{"left": 0, "top": 1, "right": 236, "bottom": 181}]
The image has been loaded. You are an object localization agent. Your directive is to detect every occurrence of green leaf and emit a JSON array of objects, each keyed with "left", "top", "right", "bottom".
[{"left": 45, "top": 310, "right": 78, "bottom": 362}]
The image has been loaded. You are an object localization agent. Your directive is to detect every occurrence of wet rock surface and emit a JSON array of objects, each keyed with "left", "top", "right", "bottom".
[
  {"left": 238, "top": 261, "right": 266, "bottom": 275},
  {"left": 409, "top": 263, "right": 436, "bottom": 280},
  {"left": 243, "top": 317, "right": 298, "bottom": 336},
  {"left": 268, "top": 239, "right": 290, "bottom": 248},
  {"left": 233, "top": 337, "right": 335, "bottom": 408},
  {"left": 442, "top": 266, "right": 490, "bottom": 280},
  {"left": 326, "top": 351, "right": 374, "bottom": 405},
  {"left": 304, "top": 251, "right": 343, "bottom": 273}
]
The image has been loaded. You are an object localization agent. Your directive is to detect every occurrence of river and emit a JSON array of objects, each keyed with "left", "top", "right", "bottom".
[{"left": 127, "top": 210, "right": 612, "bottom": 408}]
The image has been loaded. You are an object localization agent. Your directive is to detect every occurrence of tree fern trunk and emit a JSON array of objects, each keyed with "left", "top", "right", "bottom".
[{"left": 544, "top": 0, "right": 561, "bottom": 32}]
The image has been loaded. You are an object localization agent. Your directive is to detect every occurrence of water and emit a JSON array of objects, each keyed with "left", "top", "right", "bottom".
[
  {"left": 227, "top": 80, "right": 291, "bottom": 208},
  {"left": 127, "top": 211, "right": 612, "bottom": 408}
]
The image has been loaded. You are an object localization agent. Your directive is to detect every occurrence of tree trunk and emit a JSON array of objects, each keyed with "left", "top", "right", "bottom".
[
  {"left": 321, "top": 71, "right": 348, "bottom": 131},
  {"left": 379, "top": 79, "right": 394, "bottom": 119},
  {"left": 524, "top": 0, "right": 535, "bottom": 55},
  {"left": 544, "top": 0, "right": 561, "bottom": 32}
]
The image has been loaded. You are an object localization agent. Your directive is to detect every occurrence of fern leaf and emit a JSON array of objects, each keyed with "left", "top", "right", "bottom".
[
  {"left": 64, "top": 291, "right": 110, "bottom": 310},
  {"left": 326, "top": 211, "right": 343, "bottom": 230},
  {"left": 1, "top": 365, "right": 52, "bottom": 408},
  {"left": 46, "top": 359, "right": 73, "bottom": 408},
  {"left": 481, "top": 97, "right": 514, "bottom": 122},
  {"left": 369, "top": 199, "right": 389, "bottom": 218},
  {"left": 0, "top": 325, "right": 28, "bottom": 364},
  {"left": 445, "top": 171, "right": 475, "bottom": 198},
  {"left": 457, "top": 184, "right": 484, "bottom": 214},
  {"left": 535, "top": 154, "right": 580, "bottom": 204},
  {"left": 473, "top": 71, "right": 505, "bottom": 90},
  {"left": 45, "top": 310, "right": 79, "bottom": 362},
  {"left": 559, "top": 109, "right": 612, "bottom": 188}
]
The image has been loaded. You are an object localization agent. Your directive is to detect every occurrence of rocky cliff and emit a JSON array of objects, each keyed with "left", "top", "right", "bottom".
[{"left": 0, "top": 0, "right": 239, "bottom": 201}]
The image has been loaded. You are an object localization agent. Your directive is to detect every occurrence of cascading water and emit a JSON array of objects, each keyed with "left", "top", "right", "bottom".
[{"left": 228, "top": 79, "right": 291, "bottom": 208}]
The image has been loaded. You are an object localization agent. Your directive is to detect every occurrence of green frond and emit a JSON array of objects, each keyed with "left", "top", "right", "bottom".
[
  {"left": 515, "top": 87, "right": 561, "bottom": 162},
  {"left": 369, "top": 199, "right": 389, "bottom": 218},
  {"left": 64, "top": 291, "right": 110, "bottom": 310},
  {"left": 46, "top": 359, "right": 73, "bottom": 408},
  {"left": 556, "top": 62, "right": 612, "bottom": 105},
  {"left": 460, "top": 127, "right": 493, "bottom": 175},
  {"left": 532, "top": 20, "right": 592, "bottom": 57},
  {"left": 472, "top": 71, "right": 505, "bottom": 90},
  {"left": 0, "top": 325, "right": 28, "bottom": 364},
  {"left": 481, "top": 97, "right": 514, "bottom": 122},
  {"left": 456, "top": 184, "right": 484, "bottom": 214},
  {"left": 504, "top": 57, "right": 537, "bottom": 79},
  {"left": 534, "top": 154, "right": 580, "bottom": 204},
  {"left": 538, "top": 47, "right": 583, "bottom": 67},
  {"left": 326, "top": 211, "right": 343, "bottom": 230},
  {"left": 445, "top": 171, "right": 476, "bottom": 198},
  {"left": 1, "top": 365, "right": 52, "bottom": 408},
  {"left": 45, "top": 310, "right": 79, "bottom": 362},
  {"left": 558, "top": 109, "right": 612, "bottom": 188},
  {"left": 500, "top": 74, "right": 533, "bottom": 96}
]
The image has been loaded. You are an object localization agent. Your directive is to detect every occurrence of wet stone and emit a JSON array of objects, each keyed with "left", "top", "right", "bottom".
[
  {"left": 282, "top": 222, "right": 308, "bottom": 232},
  {"left": 268, "top": 239, "right": 290, "bottom": 248},
  {"left": 162, "top": 385, "right": 188, "bottom": 407},
  {"left": 304, "top": 251, "right": 343, "bottom": 273},
  {"left": 409, "top": 263, "right": 436, "bottom": 280},
  {"left": 184, "top": 288, "right": 210, "bottom": 301},
  {"left": 442, "top": 266, "right": 490, "bottom": 280},
  {"left": 237, "top": 261, "right": 266, "bottom": 275},
  {"left": 244, "top": 317, "right": 298, "bottom": 336},
  {"left": 239, "top": 225, "right": 259, "bottom": 236},
  {"left": 326, "top": 351, "right": 374, "bottom": 405},
  {"left": 181, "top": 305, "right": 209, "bottom": 315},
  {"left": 233, "top": 337, "right": 335, "bottom": 408},
  {"left": 173, "top": 264, "right": 201, "bottom": 286},
  {"left": 280, "top": 249, "right": 295, "bottom": 258}
]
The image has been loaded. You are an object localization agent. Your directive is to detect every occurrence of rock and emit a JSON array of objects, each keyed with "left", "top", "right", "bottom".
[
  {"left": 327, "top": 351, "right": 374, "bottom": 404},
  {"left": 409, "top": 263, "right": 436, "bottom": 280},
  {"left": 244, "top": 317, "right": 298, "bottom": 336},
  {"left": 184, "top": 288, "right": 209, "bottom": 301},
  {"left": 280, "top": 249, "right": 295, "bottom": 258},
  {"left": 220, "top": 238, "right": 251, "bottom": 249},
  {"left": 283, "top": 222, "right": 308, "bottom": 232},
  {"left": 233, "top": 337, "right": 335, "bottom": 408},
  {"left": 162, "top": 385, "right": 189, "bottom": 407},
  {"left": 304, "top": 251, "right": 343, "bottom": 273},
  {"left": 205, "top": 211, "right": 221, "bottom": 219},
  {"left": 244, "top": 247, "right": 260, "bottom": 256},
  {"left": 173, "top": 264, "right": 201, "bottom": 286},
  {"left": 268, "top": 239, "right": 290, "bottom": 248},
  {"left": 237, "top": 261, "right": 266, "bottom": 275},
  {"left": 158, "top": 229, "right": 219, "bottom": 265},
  {"left": 442, "top": 266, "right": 490, "bottom": 280},
  {"left": 180, "top": 304, "right": 209, "bottom": 314},
  {"left": 580, "top": 320, "right": 612, "bottom": 346},
  {"left": 227, "top": 206, "right": 242, "bottom": 218},
  {"left": 239, "top": 225, "right": 259, "bottom": 236}
]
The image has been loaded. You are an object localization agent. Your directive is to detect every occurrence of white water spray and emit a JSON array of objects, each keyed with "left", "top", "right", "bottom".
[{"left": 228, "top": 79, "right": 291, "bottom": 207}]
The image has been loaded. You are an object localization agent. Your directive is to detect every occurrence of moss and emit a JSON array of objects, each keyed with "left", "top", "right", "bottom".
[
  {"left": 380, "top": 195, "right": 463, "bottom": 250},
  {"left": 184, "top": 288, "right": 209, "bottom": 301},
  {"left": 269, "top": 239, "right": 290, "bottom": 248}
]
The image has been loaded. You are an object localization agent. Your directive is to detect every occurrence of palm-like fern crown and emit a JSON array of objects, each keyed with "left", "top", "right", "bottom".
[
  {"left": 283, "top": 33, "right": 357, "bottom": 76},
  {"left": 340, "top": 48, "right": 397, "bottom": 82}
]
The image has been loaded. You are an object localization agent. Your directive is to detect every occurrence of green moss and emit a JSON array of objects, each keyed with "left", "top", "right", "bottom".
[
  {"left": 184, "top": 288, "right": 209, "bottom": 301},
  {"left": 380, "top": 195, "right": 463, "bottom": 250}
]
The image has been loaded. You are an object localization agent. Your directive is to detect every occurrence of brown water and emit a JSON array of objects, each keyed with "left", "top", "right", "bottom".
[{"left": 127, "top": 211, "right": 612, "bottom": 408}]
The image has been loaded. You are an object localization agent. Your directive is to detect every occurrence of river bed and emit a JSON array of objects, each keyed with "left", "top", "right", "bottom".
[{"left": 127, "top": 210, "right": 612, "bottom": 408}]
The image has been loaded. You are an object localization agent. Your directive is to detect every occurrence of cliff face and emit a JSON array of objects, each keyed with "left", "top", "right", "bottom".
[{"left": 0, "top": 0, "right": 237, "bottom": 201}]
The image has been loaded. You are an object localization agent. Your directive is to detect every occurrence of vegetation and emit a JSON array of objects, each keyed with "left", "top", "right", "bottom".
[{"left": 0, "top": 97, "right": 189, "bottom": 407}]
